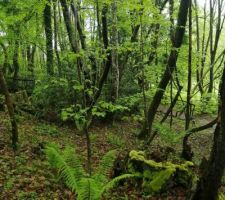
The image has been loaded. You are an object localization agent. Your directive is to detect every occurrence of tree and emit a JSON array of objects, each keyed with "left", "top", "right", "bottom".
[
  {"left": 192, "top": 61, "right": 225, "bottom": 200},
  {"left": 44, "top": 0, "right": 54, "bottom": 75},
  {"left": 139, "top": 0, "right": 190, "bottom": 139},
  {"left": 182, "top": 0, "right": 193, "bottom": 161},
  {"left": 0, "top": 67, "right": 18, "bottom": 150}
]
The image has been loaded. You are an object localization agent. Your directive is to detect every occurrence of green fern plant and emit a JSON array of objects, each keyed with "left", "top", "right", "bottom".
[{"left": 45, "top": 144, "right": 137, "bottom": 200}]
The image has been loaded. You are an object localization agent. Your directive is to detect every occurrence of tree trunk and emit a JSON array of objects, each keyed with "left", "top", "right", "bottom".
[
  {"left": 182, "top": 0, "right": 192, "bottom": 160},
  {"left": 53, "top": 0, "right": 62, "bottom": 76},
  {"left": 0, "top": 68, "right": 18, "bottom": 150},
  {"left": 13, "top": 40, "right": 20, "bottom": 91},
  {"left": 88, "top": 4, "right": 112, "bottom": 110},
  {"left": 110, "top": 1, "right": 119, "bottom": 103},
  {"left": 194, "top": 0, "right": 203, "bottom": 95},
  {"left": 192, "top": 117, "right": 224, "bottom": 199},
  {"left": 0, "top": 43, "right": 9, "bottom": 74},
  {"left": 208, "top": 0, "right": 224, "bottom": 94},
  {"left": 139, "top": 0, "right": 190, "bottom": 139},
  {"left": 192, "top": 61, "right": 225, "bottom": 200},
  {"left": 44, "top": 0, "right": 54, "bottom": 75}
]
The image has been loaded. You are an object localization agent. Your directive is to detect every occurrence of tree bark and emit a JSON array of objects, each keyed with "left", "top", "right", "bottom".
[
  {"left": 110, "top": 1, "right": 119, "bottom": 103},
  {"left": 53, "top": 0, "right": 62, "bottom": 76},
  {"left": 182, "top": 0, "right": 192, "bottom": 160},
  {"left": 44, "top": 0, "right": 54, "bottom": 76},
  {"left": 13, "top": 39, "right": 20, "bottom": 91},
  {"left": 194, "top": 0, "right": 203, "bottom": 95},
  {"left": 0, "top": 68, "right": 18, "bottom": 150}
]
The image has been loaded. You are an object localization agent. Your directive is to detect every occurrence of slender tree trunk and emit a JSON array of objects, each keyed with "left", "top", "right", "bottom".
[
  {"left": 0, "top": 43, "right": 9, "bottom": 74},
  {"left": 0, "top": 68, "right": 18, "bottom": 150},
  {"left": 60, "top": 0, "right": 79, "bottom": 54},
  {"left": 199, "top": 2, "right": 208, "bottom": 94},
  {"left": 44, "top": 0, "right": 54, "bottom": 75},
  {"left": 88, "top": 4, "right": 112, "bottom": 110},
  {"left": 182, "top": 0, "right": 192, "bottom": 160},
  {"left": 27, "top": 45, "right": 36, "bottom": 76},
  {"left": 110, "top": 1, "right": 119, "bottom": 103},
  {"left": 13, "top": 40, "right": 20, "bottom": 91},
  {"left": 208, "top": 0, "right": 224, "bottom": 94},
  {"left": 194, "top": 0, "right": 203, "bottom": 95},
  {"left": 96, "top": 0, "right": 101, "bottom": 41},
  {"left": 53, "top": 0, "right": 62, "bottom": 76},
  {"left": 139, "top": 0, "right": 190, "bottom": 139}
]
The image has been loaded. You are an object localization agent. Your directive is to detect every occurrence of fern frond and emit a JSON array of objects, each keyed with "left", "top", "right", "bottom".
[
  {"left": 100, "top": 174, "right": 140, "bottom": 197},
  {"left": 45, "top": 144, "right": 85, "bottom": 192},
  {"left": 63, "top": 146, "right": 86, "bottom": 182},
  {"left": 77, "top": 178, "right": 102, "bottom": 200},
  {"left": 94, "top": 150, "right": 118, "bottom": 184},
  {"left": 45, "top": 143, "right": 61, "bottom": 168}
]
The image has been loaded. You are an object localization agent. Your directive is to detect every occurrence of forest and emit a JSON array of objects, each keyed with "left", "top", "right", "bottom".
[{"left": 1, "top": 0, "right": 225, "bottom": 199}]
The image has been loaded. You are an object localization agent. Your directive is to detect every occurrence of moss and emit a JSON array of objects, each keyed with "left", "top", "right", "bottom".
[
  {"left": 129, "top": 150, "right": 194, "bottom": 195},
  {"left": 129, "top": 150, "right": 145, "bottom": 160},
  {"left": 148, "top": 168, "right": 176, "bottom": 193},
  {"left": 129, "top": 150, "right": 163, "bottom": 169}
]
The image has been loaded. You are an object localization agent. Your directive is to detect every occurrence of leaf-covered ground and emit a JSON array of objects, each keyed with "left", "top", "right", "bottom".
[{"left": 0, "top": 111, "right": 221, "bottom": 200}]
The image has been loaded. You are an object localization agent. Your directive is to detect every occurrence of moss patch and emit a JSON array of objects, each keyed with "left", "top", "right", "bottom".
[{"left": 129, "top": 150, "right": 195, "bottom": 195}]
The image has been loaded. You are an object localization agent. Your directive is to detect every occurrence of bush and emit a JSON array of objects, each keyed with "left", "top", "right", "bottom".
[{"left": 32, "top": 76, "right": 83, "bottom": 119}]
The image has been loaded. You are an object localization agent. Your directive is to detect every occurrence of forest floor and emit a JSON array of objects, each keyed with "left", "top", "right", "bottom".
[{"left": 0, "top": 111, "right": 222, "bottom": 200}]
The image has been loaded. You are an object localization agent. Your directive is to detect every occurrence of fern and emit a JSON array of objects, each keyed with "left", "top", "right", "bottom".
[
  {"left": 101, "top": 174, "right": 140, "bottom": 194},
  {"left": 62, "top": 146, "right": 86, "bottom": 182},
  {"left": 93, "top": 149, "right": 118, "bottom": 183},
  {"left": 45, "top": 144, "right": 85, "bottom": 192},
  {"left": 45, "top": 144, "right": 136, "bottom": 200},
  {"left": 77, "top": 178, "right": 101, "bottom": 200},
  {"left": 219, "top": 193, "right": 225, "bottom": 200}
]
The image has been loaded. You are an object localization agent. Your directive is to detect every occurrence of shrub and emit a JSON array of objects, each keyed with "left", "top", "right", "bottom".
[{"left": 32, "top": 76, "right": 83, "bottom": 119}]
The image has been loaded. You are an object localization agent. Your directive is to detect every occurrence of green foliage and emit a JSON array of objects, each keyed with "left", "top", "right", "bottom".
[
  {"left": 32, "top": 77, "right": 71, "bottom": 113},
  {"left": 198, "top": 94, "right": 218, "bottom": 115},
  {"left": 117, "top": 94, "right": 142, "bottom": 114},
  {"left": 219, "top": 193, "right": 225, "bottom": 200},
  {"left": 4, "top": 177, "right": 16, "bottom": 191},
  {"left": 92, "top": 101, "right": 129, "bottom": 119},
  {"left": 106, "top": 132, "right": 125, "bottom": 148},
  {"left": 61, "top": 101, "right": 129, "bottom": 129},
  {"left": 153, "top": 123, "right": 186, "bottom": 144},
  {"left": 34, "top": 124, "right": 60, "bottom": 137},
  {"left": 18, "top": 191, "right": 38, "bottom": 200},
  {"left": 45, "top": 144, "right": 136, "bottom": 200},
  {"left": 61, "top": 105, "right": 89, "bottom": 130},
  {"left": 32, "top": 76, "right": 86, "bottom": 121}
]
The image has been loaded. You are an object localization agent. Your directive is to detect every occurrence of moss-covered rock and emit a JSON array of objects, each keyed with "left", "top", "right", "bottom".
[{"left": 128, "top": 150, "right": 195, "bottom": 195}]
